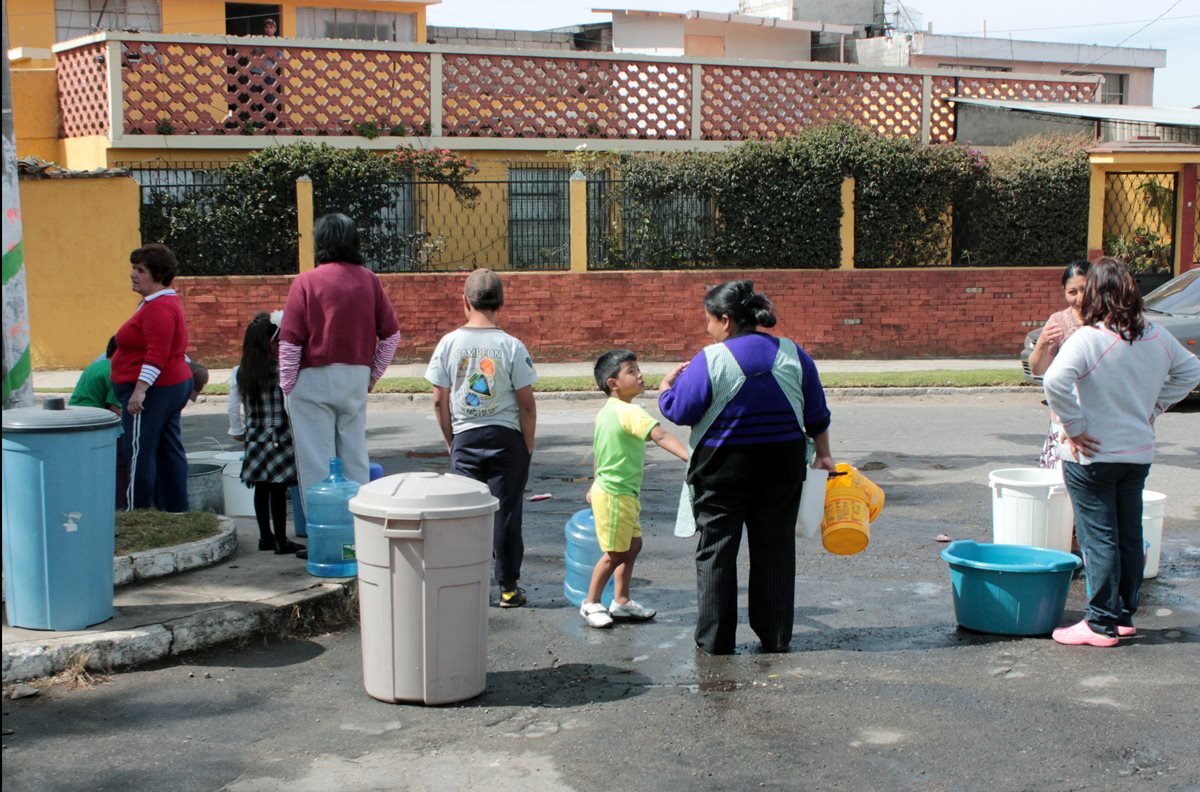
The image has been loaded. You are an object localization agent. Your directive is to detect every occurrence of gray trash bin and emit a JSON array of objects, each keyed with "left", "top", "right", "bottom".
[{"left": 349, "top": 472, "right": 498, "bottom": 704}]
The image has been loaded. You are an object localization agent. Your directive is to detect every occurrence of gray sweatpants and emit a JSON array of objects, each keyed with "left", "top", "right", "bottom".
[{"left": 286, "top": 364, "right": 371, "bottom": 507}]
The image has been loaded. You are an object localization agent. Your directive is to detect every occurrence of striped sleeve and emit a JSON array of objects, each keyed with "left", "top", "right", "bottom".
[
  {"left": 279, "top": 341, "right": 302, "bottom": 394},
  {"left": 372, "top": 330, "right": 401, "bottom": 381}
]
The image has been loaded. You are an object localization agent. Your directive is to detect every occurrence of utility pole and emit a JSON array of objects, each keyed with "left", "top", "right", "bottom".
[{"left": 2, "top": 0, "right": 35, "bottom": 408}]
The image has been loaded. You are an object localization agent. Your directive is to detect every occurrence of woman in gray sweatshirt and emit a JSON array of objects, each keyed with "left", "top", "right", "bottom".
[{"left": 1043, "top": 257, "right": 1200, "bottom": 648}]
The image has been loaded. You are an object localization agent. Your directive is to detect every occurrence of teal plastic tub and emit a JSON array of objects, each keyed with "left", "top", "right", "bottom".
[{"left": 941, "top": 540, "right": 1081, "bottom": 636}]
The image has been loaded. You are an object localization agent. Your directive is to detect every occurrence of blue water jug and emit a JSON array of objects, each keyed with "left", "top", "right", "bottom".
[
  {"left": 563, "top": 509, "right": 614, "bottom": 608},
  {"left": 305, "top": 458, "right": 361, "bottom": 577}
]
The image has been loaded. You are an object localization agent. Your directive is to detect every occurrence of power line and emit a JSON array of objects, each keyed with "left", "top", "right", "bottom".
[{"left": 1063, "top": 0, "right": 1185, "bottom": 76}]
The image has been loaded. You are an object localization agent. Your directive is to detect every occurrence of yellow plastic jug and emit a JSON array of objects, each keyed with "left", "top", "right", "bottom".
[{"left": 820, "top": 463, "right": 885, "bottom": 555}]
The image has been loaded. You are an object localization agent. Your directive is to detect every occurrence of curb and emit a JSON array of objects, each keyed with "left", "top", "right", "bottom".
[
  {"left": 195, "top": 386, "right": 1038, "bottom": 405},
  {"left": 114, "top": 517, "right": 239, "bottom": 587},
  {"left": 2, "top": 578, "right": 358, "bottom": 685}
]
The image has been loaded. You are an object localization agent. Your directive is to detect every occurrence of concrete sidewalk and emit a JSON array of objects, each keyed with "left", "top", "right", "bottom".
[
  {"left": 3, "top": 517, "right": 352, "bottom": 684},
  {"left": 32, "top": 358, "right": 1018, "bottom": 391}
]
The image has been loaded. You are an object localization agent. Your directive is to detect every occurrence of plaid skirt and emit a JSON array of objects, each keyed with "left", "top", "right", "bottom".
[{"left": 239, "top": 387, "right": 297, "bottom": 485}]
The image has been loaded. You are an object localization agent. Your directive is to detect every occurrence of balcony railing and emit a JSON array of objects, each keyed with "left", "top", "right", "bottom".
[{"left": 53, "top": 32, "right": 1102, "bottom": 147}]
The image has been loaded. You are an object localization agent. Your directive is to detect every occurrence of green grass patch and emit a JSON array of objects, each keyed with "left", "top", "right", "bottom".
[
  {"left": 38, "top": 369, "right": 1029, "bottom": 397},
  {"left": 820, "top": 369, "right": 1026, "bottom": 388},
  {"left": 115, "top": 510, "right": 222, "bottom": 555}
]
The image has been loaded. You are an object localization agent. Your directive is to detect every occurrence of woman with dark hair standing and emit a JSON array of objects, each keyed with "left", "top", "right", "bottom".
[
  {"left": 659, "top": 280, "right": 836, "bottom": 655},
  {"left": 279, "top": 214, "right": 401, "bottom": 526},
  {"left": 1043, "top": 257, "right": 1200, "bottom": 647},
  {"left": 111, "top": 244, "right": 193, "bottom": 511},
  {"left": 1029, "top": 260, "right": 1089, "bottom": 469}
]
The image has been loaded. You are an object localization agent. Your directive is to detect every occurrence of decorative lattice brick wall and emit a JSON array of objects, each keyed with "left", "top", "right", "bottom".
[
  {"left": 56, "top": 43, "right": 110, "bottom": 138},
  {"left": 178, "top": 269, "right": 1062, "bottom": 365}
]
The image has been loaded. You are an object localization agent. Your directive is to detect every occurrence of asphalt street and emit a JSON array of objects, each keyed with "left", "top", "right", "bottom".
[{"left": 3, "top": 393, "right": 1198, "bottom": 791}]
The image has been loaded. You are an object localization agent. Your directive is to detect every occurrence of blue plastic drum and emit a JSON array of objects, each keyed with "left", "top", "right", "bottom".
[
  {"left": 2, "top": 399, "right": 122, "bottom": 630},
  {"left": 563, "top": 509, "right": 614, "bottom": 608}
]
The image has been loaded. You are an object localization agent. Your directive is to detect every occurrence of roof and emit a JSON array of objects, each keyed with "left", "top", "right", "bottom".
[
  {"left": 946, "top": 98, "right": 1200, "bottom": 129},
  {"left": 1087, "top": 140, "right": 1200, "bottom": 156},
  {"left": 592, "top": 8, "right": 855, "bottom": 35},
  {"left": 910, "top": 32, "right": 1166, "bottom": 69}
]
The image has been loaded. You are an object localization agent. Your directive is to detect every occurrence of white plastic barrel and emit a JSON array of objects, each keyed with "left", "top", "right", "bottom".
[
  {"left": 214, "top": 451, "right": 255, "bottom": 517},
  {"left": 796, "top": 467, "right": 829, "bottom": 539},
  {"left": 1142, "top": 490, "right": 1167, "bottom": 579},
  {"left": 988, "top": 468, "right": 1074, "bottom": 553},
  {"left": 349, "top": 472, "right": 498, "bottom": 705}
]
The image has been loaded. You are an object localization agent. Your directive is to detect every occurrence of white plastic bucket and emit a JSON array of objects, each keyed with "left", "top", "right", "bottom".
[
  {"left": 186, "top": 450, "right": 221, "bottom": 464},
  {"left": 796, "top": 467, "right": 829, "bottom": 539},
  {"left": 215, "top": 451, "right": 255, "bottom": 517},
  {"left": 1142, "top": 490, "right": 1167, "bottom": 579},
  {"left": 988, "top": 468, "right": 1073, "bottom": 553}
]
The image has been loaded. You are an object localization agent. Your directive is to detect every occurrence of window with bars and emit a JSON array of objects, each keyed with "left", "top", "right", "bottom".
[
  {"left": 55, "top": 0, "right": 161, "bottom": 41},
  {"left": 508, "top": 168, "right": 570, "bottom": 270},
  {"left": 295, "top": 7, "right": 416, "bottom": 42}
]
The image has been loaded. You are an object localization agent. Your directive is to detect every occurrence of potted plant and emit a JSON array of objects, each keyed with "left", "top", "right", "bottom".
[{"left": 1103, "top": 227, "right": 1173, "bottom": 294}]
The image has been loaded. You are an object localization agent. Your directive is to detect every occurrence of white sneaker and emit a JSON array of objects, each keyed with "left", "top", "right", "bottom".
[
  {"left": 580, "top": 601, "right": 613, "bottom": 628},
  {"left": 609, "top": 599, "right": 656, "bottom": 621}
]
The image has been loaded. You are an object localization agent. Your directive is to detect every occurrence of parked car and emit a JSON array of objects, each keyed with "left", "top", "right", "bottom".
[{"left": 1020, "top": 269, "right": 1200, "bottom": 395}]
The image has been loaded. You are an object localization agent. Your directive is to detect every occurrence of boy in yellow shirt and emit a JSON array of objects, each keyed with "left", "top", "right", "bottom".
[{"left": 582, "top": 350, "right": 689, "bottom": 629}]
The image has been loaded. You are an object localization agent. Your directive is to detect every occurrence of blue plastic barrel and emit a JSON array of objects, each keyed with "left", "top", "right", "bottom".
[
  {"left": 941, "top": 540, "right": 1081, "bottom": 636},
  {"left": 305, "top": 458, "right": 360, "bottom": 577},
  {"left": 563, "top": 509, "right": 614, "bottom": 608},
  {"left": 2, "top": 399, "right": 122, "bottom": 630}
]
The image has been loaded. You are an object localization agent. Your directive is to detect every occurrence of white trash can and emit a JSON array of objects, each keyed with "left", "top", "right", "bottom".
[
  {"left": 349, "top": 472, "right": 498, "bottom": 705},
  {"left": 1142, "top": 490, "right": 1167, "bottom": 579},
  {"left": 989, "top": 468, "right": 1073, "bottom": 553},
  {"left": 214, "top": 451, "right": 255, "bottom": 517}
]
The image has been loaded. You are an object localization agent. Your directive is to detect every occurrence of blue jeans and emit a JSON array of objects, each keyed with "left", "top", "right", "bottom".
[{"left": 1062, "top": 461, "right": 1150, "bottom": 636}]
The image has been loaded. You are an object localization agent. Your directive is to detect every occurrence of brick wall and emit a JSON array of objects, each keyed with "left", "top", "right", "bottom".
[{"left": 178, "top": 268, "right": 1064, "bottom": 365}]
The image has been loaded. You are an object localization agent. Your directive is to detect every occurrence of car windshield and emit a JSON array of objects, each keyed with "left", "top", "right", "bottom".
[{"left": 1143, "top": 271, "right": 1200, "bottom": 315}]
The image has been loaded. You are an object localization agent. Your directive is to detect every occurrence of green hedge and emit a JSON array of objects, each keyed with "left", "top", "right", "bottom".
[
  {"left": 602, "top": 122, "right": 1089, "bottom": 269},
  {"left": 141, "top": 143, "right": 409, "bottom": 276}
]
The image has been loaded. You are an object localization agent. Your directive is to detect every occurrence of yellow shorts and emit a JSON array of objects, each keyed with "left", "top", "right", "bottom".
[{"left": 590, "top": 484, "right": 642, "bottom": 553}]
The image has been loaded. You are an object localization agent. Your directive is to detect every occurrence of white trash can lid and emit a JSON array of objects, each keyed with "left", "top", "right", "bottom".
[{"left": 349, "top": 472, "right": 498, "bottom": 521}]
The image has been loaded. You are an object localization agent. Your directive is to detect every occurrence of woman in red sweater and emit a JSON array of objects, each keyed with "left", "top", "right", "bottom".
[{"left": 110, "top": 244, "right": 193, "bottom": 512}]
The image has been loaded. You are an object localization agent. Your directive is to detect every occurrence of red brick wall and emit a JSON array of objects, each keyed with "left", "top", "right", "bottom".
[{"left": 178, "top": 268, "right": 1065, "bottom": 365}]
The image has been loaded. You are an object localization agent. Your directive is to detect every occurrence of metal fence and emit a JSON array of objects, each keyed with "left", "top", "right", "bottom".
[
  {"left": 1102, "top": 172, "right": 1177, "bottom": 273},
  {"left": 122, "top": 163, "right": 574, "bottom": 274},
  {"left": 586, "top": 178, "right": 719, "bottom": 270}
]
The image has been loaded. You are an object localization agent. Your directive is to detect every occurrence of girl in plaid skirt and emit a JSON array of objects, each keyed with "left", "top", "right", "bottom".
[{"left": 229, "top": 312, "right": 304, "bottom": 555}]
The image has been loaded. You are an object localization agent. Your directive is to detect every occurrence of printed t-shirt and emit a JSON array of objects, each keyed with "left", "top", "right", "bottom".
[
  {"left": 593, "top": 398, "right": 659, "bottom": 497},
  {"left": 424, "top": 327, "right": 538, "bottom": 434}
]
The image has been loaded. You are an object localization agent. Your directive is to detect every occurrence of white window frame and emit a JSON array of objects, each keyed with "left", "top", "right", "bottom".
[
  {"left": 55, "top": 0, "right": 161, "bottom": 42},
  {"left": 295, "top": 7, "right": 415, "bottom": 42}
]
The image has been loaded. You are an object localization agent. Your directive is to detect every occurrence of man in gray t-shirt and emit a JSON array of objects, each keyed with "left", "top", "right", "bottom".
[{"left": 425, "top": 269, "right": 538, "bottom": 608}]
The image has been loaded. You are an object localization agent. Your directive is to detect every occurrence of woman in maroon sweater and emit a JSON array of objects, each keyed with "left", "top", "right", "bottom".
[{"left": 110, "top": 244, "right": 193, "bottom": 512}]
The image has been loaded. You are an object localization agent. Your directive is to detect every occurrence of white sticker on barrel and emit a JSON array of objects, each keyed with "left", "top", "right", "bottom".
[{"left": 62, "top": 512, "right": 82, "bottom": 532}]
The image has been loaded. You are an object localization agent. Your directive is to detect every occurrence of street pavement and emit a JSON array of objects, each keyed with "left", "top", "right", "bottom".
[{"left": 2, "top": 393, "right": 1198, "bottom": 791}]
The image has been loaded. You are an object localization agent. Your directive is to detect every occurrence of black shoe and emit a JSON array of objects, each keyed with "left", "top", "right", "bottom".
[
  {"left": 276, "top": 540, "right": 304, "bottom": 555},
  {"left": 498, "top": 587, "right": 527, "bottom": 608},
  {"left": 295, "top": 550, "right": 308, "bottom": 560},
  {"left": 258, "top": 539, "right": 275, "bottom": 551}
]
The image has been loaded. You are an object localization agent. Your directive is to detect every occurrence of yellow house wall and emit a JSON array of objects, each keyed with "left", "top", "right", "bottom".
[
  {"left": 161, "top": 0, "right": 428, "bottom": 38},
  {"left": 5, "top": 0, "right": 56, "bottom": 50},
  {"left": 21, "top": 177, "right": 144, "bottom": 368},
  {"left": 10, "top": 67, "right": 62, "bottom": 161}
]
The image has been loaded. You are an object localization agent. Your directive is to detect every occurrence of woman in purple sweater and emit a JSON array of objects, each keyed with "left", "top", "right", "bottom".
[{"left": 659, "top": 280, "right": 836, "bottom": 654}]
